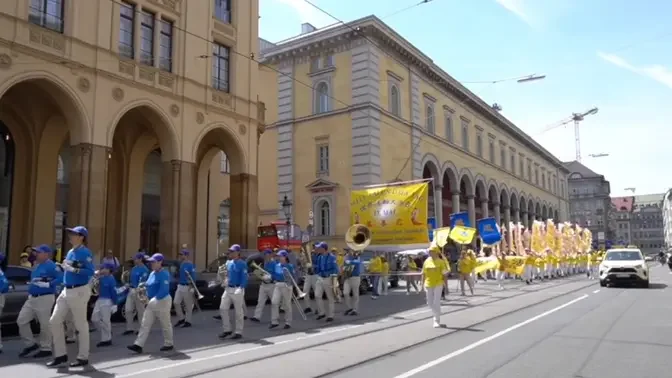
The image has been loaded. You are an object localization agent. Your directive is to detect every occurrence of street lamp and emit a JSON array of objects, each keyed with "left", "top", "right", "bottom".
[{"left": 281, "top": 195, "right": 292, "bottom": 249}]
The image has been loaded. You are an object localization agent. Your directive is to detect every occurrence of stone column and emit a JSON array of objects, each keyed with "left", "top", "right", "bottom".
[
  {"left": 467, "top": 195, "right": 476, "bottom": 227},
  {"left": 67, "top": 143, "right": 110, "bottom": 255},
  {"left": 520, "top": 211, "right": 527, "bottom": 228},
  {"left": 160, "top": 160, "right": 196, "bottom": 258},
  {"left": 229, "top": 173, "right": 259, "bottom": 250},
  {"left": 492, "top": 202, "right": 502, "bottom": 227},
  {"left": 512, "top": 207, "right": 519, "bottom": 225},
  {"left": 434, "top": 185, "right": 443, "bottom": 227},
  {"left": 451, "top": 192, "right": 460, "bottom": 213},
  {"left": 480, "top": 199, "right": 489, "bottom": 219}
]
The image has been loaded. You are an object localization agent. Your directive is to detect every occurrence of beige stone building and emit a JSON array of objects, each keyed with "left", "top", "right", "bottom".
[
  {"left": 0, "top": 0, "right": 264, "bottom": 266},
  {"left": 258, "top": 17, "right": 570, "bottom": 249}
]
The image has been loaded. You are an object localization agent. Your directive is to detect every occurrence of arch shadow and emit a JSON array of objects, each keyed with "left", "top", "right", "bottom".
[{"left": 193, "top": 122, "right": 247, "bottom": 175}]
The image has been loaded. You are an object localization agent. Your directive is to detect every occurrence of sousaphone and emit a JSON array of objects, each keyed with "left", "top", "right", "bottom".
[{"left": 345, "top": 224, "right": 372, "bottom": 252}]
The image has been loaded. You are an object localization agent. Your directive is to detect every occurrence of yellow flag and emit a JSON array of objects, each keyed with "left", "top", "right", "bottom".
[{"left": 449, "top": 226, "right": 476, "bottom": 245}]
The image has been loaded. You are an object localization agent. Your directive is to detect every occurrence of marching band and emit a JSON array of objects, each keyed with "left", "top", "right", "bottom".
[{"left": 0, "top": 216, "right": 633, "bottom": 367}]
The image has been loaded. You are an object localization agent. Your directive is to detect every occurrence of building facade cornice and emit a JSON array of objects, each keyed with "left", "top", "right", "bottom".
[{"left": 260, "top": 16, "right": 567, "bottom": 173}]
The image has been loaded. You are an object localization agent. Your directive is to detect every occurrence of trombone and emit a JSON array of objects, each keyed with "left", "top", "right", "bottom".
[
  {"left": 282, "top": 267, "right": 308, "bottom": 320},
  {"left": 185, "top": 270, "right": 204, "bottom": 312}
]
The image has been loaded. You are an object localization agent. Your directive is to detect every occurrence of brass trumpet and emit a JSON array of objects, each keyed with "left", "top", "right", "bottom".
[{"left": 185, "top": 270, "right": 204, "bottom": 312}]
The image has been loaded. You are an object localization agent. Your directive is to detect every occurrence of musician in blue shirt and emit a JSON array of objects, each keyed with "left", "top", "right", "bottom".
[
  {"left": 128, "top": 253, "right": 174, "bottom": 354},
  {"left": 343, "top": 250, "right": 363, "bottom": 316},
  {"left": 0, "top": 253, "right": 9, "bottom": 355},
  {"left": 123, "top": 253, "right": 150, "bottom": 335},
  {"left": 91, "top": 263, "right": 118, "bottom": 347},
  {"left": 301, "top": 244, "right": 321, "bottom": 315},
  {"left": 17, "top": 245, "right": 62, "bottom": 358},
  {"left": 251, "top": 249, "right": 275, "bottom": 322},
  {"left": 270, "top": 250, "right": 296, "bottom": 329},
  {"left": 174, "top": 249, "right": 196, "bottom": 328},
  {"left": 48, "top": 225, "right": 95, "bottom": 368},
  {"left": 314, "top": 242, "right": 338, "bottom": 322},
  {"left": 218, "top": 244, "right": 248, "bottom": 340}
]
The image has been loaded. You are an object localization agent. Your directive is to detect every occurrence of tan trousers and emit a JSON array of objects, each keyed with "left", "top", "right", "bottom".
[
  {"left": 270, "top": 283, "right": 292, "bottom": 326},
  {"left": 343, "top": 276, "right": 361, "bottom": 312},
  {"left": 135, "top": 296, "right": 173, "bottom": 347},
  {"left": 18, "top": 294, "right": 55, "bottom": 350},
  {"left": 173, "top": 284, "right": 194, "bottom": 323},
  {"left": 125, "top": 288, "right": 146, "bottom": 331},
  {"left": 314, "top": 276, "right": 335, "bottom": 318},
  {"left": 50, "top": 285, "right": 91, "bottom": 360},
  {"left": 220, "top": 287, "right": 245, "bottom": 334}
]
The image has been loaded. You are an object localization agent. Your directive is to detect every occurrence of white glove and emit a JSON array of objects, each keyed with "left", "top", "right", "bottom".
[
  {"left": 34, "top": 281, "right": 50, "bottom": 288},
  {"left": 111, "top": 305, "right": 118, "bottom": 314},
  {"left": 62, "top": 264, "right": 76, "bottom": 273},
  {"left": 63, "top": 259, "right": 74, "bottom": 266},
  {"left": 188, "top": 287, "right": 194, "bottom": 294},
  {"left": 234, "top": 287, "right": 242, "bottom": 295}
]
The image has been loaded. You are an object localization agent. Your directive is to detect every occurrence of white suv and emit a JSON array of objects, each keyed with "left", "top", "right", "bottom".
[{"left": 599, "top": 248, "right": 649, "bottom": 288}]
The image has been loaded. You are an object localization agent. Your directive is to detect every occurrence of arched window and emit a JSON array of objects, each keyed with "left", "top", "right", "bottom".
[
  {"left": 314, "top": 82, "right": 329, "bottom": 114},
  {"left": 426, "top": 105, "right": 435, "bottom": 134},
  {"left": 318, "top": 201, "right": 331, "bottom": 236},
  {"left": 390, "top": 85, "right": 400, "bottom": 116}
]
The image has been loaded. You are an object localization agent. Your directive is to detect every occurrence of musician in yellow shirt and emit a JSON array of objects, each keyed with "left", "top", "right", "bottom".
[
  {"left": 379, "top": 256, "right": 390, "bottom": 296},
  {"left": 368, "top": 254, "right": 383, "bottom": 299},
  {"left": 422, "top": 245, "right": 449, "bottom": 328}
]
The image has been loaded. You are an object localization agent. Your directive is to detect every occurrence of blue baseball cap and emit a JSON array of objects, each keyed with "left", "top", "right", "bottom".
[
  {"left": 263, "top": 249, "right": 273, "bottom": 255},
  {"left": 100, "top": 262, "right": 116, "bottom": 270},
  {"left": 179, "top": 249, "right": 190, "bottom": 256},
  {"left": 229, "top": 244, "right": 241, "bottom": 252},
  {"left": 32, "top": 244, "right": 52, "bottom": 254},
  {"left": 65, "top": 226, "right": 88, "bottom": 238},
  {"left": 314, "top": 241, "right": 328, "bottom": 249},
  {"left": 277, "top": 250, "right": 289, "bottom": 257},
  {"left": 146, "top": 253, "right": 164, "bottom": 262},
  {"left": 134, "top": 252, "right": 146, "bottom": 260}
]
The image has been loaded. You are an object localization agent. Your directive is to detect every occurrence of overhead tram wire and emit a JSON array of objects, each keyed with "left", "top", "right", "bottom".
[
  {"left": 95, "top": 0, "right": 539, "bottom": 181},
  {"left": 380, "top": 0, "right": 437, "bottom": 20}
]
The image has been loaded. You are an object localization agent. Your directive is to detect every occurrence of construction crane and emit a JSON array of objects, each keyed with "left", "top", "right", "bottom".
[{"left": 540, "top": 107, "right": 599, "bottom": 162}]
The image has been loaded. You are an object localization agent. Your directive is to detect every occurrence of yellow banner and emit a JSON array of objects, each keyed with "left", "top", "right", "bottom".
[
  {"left": 473, "top": 257, "right": 499, "bottom": 274},
  {"left": 501, "top": 256, "right": 526, "bottom": 275},
  {"left": 449, "top": 226, "right": 476, "bottom": 245},
  {"left": 350, "top": 182, "right": 429, "bottom": 245}
]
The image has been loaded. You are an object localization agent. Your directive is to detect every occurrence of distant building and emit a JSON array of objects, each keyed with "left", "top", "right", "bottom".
[
  {"left": 661, "top": 190, "right": 672, "bottom": 249},
  {"left": 564, "top": 161, "right": 613, "bottom": 244},
  {"left": 611, "top": 196, "right": 634, "bottom": 245},
  {"left": 631, "top": 193, "right": 664, "bottom": 255}
]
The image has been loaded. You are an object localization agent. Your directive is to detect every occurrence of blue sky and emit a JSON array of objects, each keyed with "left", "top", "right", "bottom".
[{"left": 259, "top": 0, "right": 672, "bottom": 197}]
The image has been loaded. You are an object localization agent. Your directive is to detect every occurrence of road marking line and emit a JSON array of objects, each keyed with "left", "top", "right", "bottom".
[
  {"left": 114, "top": 324, "right": 362, "bottom": 377},
  {"left": 391, "top": 294, "right": 589, "bottom": 378},
  {"left": 593, "top": 290, "right": 600, "bottom": 293}
]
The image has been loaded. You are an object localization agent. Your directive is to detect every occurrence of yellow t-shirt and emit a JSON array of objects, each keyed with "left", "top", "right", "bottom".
[
  {"left": 458, "top": 256, "right": 476, "bottom": 274},
  {"left": 337, "top": 255, "right": 344, "bottom": 268},
  {"left": 381, "top": 262, "right": 390, "bottom": 275},
  {"left": 422, "top": 257, "right": 448, "bottom": 288},
  {"left": 368, "top": 256, "right": 382, "bottom": 273}
]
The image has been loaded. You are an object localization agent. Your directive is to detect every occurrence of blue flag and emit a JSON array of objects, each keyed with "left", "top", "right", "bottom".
[
  {"left": 477, "top": 217, "right": 502, "bottom": 245},
  {"left": 450, "top": 212, "right": 470, "bottom": 228}
]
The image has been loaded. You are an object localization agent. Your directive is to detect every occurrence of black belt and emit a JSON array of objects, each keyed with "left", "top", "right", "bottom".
[
  {"left": 30, "top": 293, "right": 54, "bottom": 298},
  {"left": 64, "top": 283, "right": 87, "bottom": 289}
]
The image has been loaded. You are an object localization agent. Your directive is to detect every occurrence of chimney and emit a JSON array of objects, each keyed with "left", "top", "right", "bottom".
[{"left": 301, "top": 22, "right": 316, "bottom": 34}]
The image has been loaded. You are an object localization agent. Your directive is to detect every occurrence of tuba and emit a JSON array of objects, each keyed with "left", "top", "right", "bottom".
[
  {"left": 299, "top": 242, "right": 314, "bottom": 275},
  {"left": 342, "top": 224, "right": 371, "bottom": 279}
]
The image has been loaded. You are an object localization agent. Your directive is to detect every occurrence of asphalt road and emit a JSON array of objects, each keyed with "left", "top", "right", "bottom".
[{"left": 0, "top": 272, "right": 638, "bottom": 377}]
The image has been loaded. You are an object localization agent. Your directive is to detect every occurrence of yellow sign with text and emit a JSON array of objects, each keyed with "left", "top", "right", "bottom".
[{"left": 350, "top": 182, "right": 429, "bottom": 245}]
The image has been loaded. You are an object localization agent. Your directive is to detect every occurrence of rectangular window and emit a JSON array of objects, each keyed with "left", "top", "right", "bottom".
[
  {"left": 139, "top": 10, "right": 155, "bottom": 66},
  {"left": 476, "top": 134, "right": 482, "bottom": 157},
  {"left": 445, "top": 117, "right": 453, "bottom": 143},
  {"left": 220, "top": 152, "right": 229, "bottom": 174},
  {"left": 489, "top": 141, "right": 495, "bottom": 163},
  {"left": 510, "top": 154, "right": 515, "bottom": 172},
  {"left": 214, "top": 0, "right": 232, "bottom": 23},
  {"left": 310, "top": 57, "right": 320, "bottom": 72},
  {"left": 158, "top": 19, "right": 173, "bottom": 72},
  {"left": 461, "top": 122, "right": 469, "bottom": 150},
  {"left": 318, "top": 145, "right": 329, "bottom": 173},
  {"left": 519, "top": 159, "right": 524, "bottom": 176},
  {"left": 500, "top": 147, "right": 506, "bottom": 167},
  {"left": 324, "top": 54, "right": 334, "bottom": 67},
  {"left": 29, "top": 0, "right": 65, "bottom": 33},
  {"left": 212, "top": 43, "right": 230, "bottom": 92},
  {"left": 118, "top": 2, "right": 135, "bottom": 59},
  {"left": 527, "top": 160, "right": 532, "bottom": 181}
]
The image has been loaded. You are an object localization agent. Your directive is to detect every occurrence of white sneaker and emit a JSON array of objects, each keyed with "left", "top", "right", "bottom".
[{"left": 433, "top": 321, "right": 440, "bottom": 328}]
